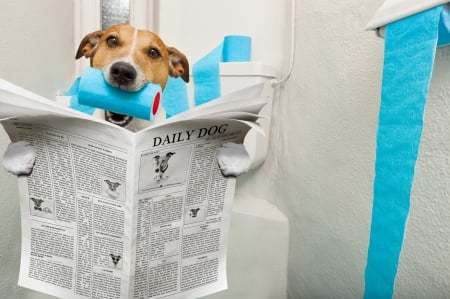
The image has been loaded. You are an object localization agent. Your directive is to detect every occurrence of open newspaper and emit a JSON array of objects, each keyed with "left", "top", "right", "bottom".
[{"left": 0, "top": 79, "right": 268, "bottom": 299}]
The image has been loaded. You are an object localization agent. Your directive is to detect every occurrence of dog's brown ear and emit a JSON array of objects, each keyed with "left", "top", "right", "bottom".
[
  {"left": 167, "top": 47, "right": 190, "bottom": 83},
  {"left": 75, "top": 30, "right": 104, "bottom": 60}
]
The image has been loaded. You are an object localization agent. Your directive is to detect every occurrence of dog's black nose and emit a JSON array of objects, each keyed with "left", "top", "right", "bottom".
[{"left": 110, "top": 62, "right": 137, "bottom": 85}]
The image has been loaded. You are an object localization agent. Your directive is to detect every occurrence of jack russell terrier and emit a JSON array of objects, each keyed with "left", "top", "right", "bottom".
[
  {"left": 2, "top": 24, "right": 250, "bottom": 177},
  {"left": 110, "top": 253, "right": 122, "bottom": 267},
  {"left": 153, "top": 152, "right": 175, "bottom": 186},
  {"left": 104, "top": 179, "right": 121, "bottom": 199},
  {"left": 76, "top": 24, "right": 189, "bottom": 131}
]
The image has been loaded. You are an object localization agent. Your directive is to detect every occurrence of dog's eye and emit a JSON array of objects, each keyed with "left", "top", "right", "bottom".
[
  {"left": 148, "top": 48, "right": 161, "bottom": 58},
  {"left": 106, "top": 36, "right": 119, "bottom": 47}
]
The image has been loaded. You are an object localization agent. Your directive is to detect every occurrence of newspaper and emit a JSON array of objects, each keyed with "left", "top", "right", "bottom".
[{"left": 0, "top": 79, "right": 268, "bottom": 299}]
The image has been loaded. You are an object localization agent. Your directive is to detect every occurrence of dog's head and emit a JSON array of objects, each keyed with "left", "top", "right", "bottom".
[
  {"left": 76, "top": 24, "right": 189, "bottom": 127},
  {"left": 31, "top": 197, "right": 44, "bottom": 208},
  {"left": 110, "top": 254, "right": 122, "bottom": 266},
  {"left": 154, "top": 152, "right": 175, "bottom": 173},
  {"left": 190, "top": 208, "right": 200, "bottom": 217},
  {"left": 104, "top": 179, "right": 121, "bottom": 191}
]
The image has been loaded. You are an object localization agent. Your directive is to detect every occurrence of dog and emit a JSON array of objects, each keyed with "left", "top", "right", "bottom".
[
  {"left": 110, "top": 253, "right": 122, "bottom": 267},
  {"left": 190, "top": 208, "right": 200, "bottom": 218},
  {"left": 30, "top": 197, "right": 44, "bottom": 211},
  {"left": 75, "top": 24, "right": 189, "bottom": 131},
  {"left": 104, "top": 179, "right": 121, "bottom": 199},
  {"left": 30, "top": 197, "right": 52, "bottom": 213},
  {"left": 104, "top": 179, "right": 120, "bottom": 191},
  {"left": 154, "top": 152, "right": 175, "bottom": 185}
]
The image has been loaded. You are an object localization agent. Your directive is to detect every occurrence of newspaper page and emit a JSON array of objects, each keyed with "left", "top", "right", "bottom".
[
  {"left": 1, "top": 117, "right": 136, "bottom": 299},
  {"left": 130, "top": 119, "right": 249, "bottom": 299},
  {"left": 0, "top": 79, "right": 267, "bottom": 299}
]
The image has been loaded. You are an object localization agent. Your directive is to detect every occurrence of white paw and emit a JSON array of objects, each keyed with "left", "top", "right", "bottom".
[
  {"left": 216, "top": 143, "right": 250, "bottom": 177},
  {"left": 2, "top": 141, "right": 36, "bottom": 175}
]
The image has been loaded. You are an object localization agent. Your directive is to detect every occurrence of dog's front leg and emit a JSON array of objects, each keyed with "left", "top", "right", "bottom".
[
  {"left": 216, "top": 143, "right": 251, "bottom": 177},
  {"left": 2, "top": 141, "right": 36, "bottom": 175}
]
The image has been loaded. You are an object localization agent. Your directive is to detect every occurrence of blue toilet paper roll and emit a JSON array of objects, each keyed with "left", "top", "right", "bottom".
[
  {"left": 223, "top": 35, "right": 252, "bottom": 62},
  {"left": 77, "top": 67, "right": 161, "bottom": 121}
]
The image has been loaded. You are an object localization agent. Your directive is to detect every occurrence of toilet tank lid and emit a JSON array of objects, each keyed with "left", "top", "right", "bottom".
[{"left": 219, "top": 62, "right": 279, "bottom": 78}]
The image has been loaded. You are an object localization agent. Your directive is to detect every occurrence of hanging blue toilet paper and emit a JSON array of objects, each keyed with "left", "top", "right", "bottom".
[
  {"left": 364, "top": 5, "right": 450, "bottom": 299},
  {"left": 67, "top": 67, "right": 161, "bottom": 121},
  {"left": 193, "top": 35, "right": 252, "bottom": 106}
]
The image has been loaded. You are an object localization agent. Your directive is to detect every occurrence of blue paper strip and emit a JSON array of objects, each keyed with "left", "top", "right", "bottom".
[
  {"left": 193, "top": 44, "right": 223, "bottom": 106},
  {"left": 163, "top": 76, "right": 190, "bottom": 118},
  {"left": 364, "top": 6, "right": 443, "bottom": 298},
  {"left": 193, "top": 35, "right": 252, "bottom": 106}
]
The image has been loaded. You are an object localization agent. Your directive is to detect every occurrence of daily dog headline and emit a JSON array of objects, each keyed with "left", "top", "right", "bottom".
[{"left": 152, "top": 123, "right": 237, "bottom": 147}]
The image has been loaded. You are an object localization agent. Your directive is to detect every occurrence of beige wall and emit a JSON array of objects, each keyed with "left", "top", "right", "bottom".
[{"left": 0, "top": 1, "right": 74, "bottom": 298}]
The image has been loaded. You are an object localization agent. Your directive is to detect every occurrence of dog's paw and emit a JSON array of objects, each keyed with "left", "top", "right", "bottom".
[
  {"left": 216, "top": 143, "right": 251, "bottom": 177},
  {"left": 2, "top": 141, "right": 36, "bottom": 175}
]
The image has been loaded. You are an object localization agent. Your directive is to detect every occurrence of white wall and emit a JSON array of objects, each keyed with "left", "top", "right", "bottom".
[
  {"left": 155, "top": 0, "right": 287, "bottom": 69},
  {"left": 230, "top": 0, "right": 450, "bottom": 297},
  {"left": 0, "top": 0, "right": 74, "bottom": 298},
  {"left": 236, "top": 0, "right": 381, "bottom": 296},
  {"left": 236, "top": 0, "right": 450, "bottom": 297}
]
